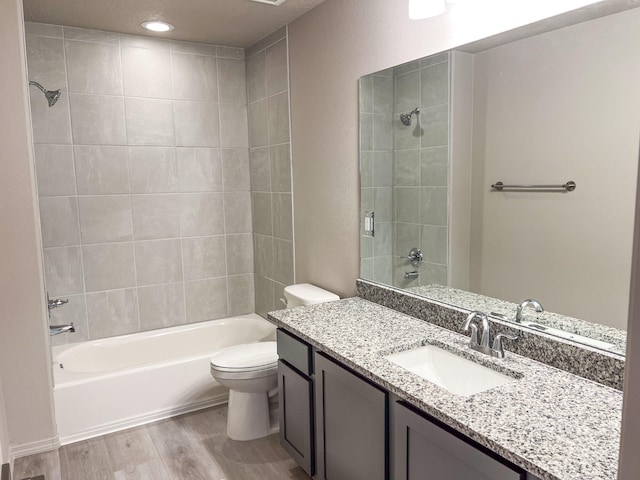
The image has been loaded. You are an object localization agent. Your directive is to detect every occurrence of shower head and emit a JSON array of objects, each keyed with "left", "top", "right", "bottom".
[
  {"left": 400, "top": 107, "right": 420, "bottom": 126},
  {"left": 29, "top": 80, "right": 62, "bottom": 107}
]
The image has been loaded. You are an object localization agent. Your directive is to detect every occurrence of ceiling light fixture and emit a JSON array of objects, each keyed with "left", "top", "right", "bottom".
[
  {"left": 409, "top": 0, "right": 458, "bottom": 19},
  {"left": 141, "top": 21, "right": 174, "bottom": 32},
  {"left": 248, "top": 0, "right": 288, "bottom": 5}
]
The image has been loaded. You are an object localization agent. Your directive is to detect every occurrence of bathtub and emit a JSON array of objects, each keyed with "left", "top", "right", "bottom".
[{"left": 52, "top": 313, "right": 276, "bottom": 445}]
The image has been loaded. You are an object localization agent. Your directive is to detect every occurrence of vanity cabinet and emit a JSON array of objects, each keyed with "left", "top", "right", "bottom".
[
  {"left": 314, "top": 352, "right": 388, "bottom": 480},
  {"left": 276, "top": 328, "right": 538, "bottom": 480},
  {"left": 394, "top": 402, "right": 526, "bottom": 480},
  {"left": 277, "top": 329, "right": 315, "bottom": 476}
]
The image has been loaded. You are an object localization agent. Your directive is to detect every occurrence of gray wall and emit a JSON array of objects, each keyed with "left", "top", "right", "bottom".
[
  {"left": 0, "top": 0, "right": 57, "bottom": 454},
  {"left": 0, "top": 379, "right": 8, "bottom": 464},
  {"left": 467, "top": 9, "right": 639, "bottom": 329},
  {"left": 288, "top": 0, "right": 613, "bottom": 299},
  {"left": 26, "top": 23, "right": 255, "bottom": 344},
  {"left": 288, "top": 1, "right": 640, "bottom": 475},
  {"left": 246, "top": 27, "right": 295, "bottom": 317},
  {"left": 620, "top": 151, "right": 640, "bottom": 477}
]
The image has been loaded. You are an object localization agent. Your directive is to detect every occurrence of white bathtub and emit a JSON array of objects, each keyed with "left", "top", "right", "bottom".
[{"left": 52, "top": 313, "right": 276, "bottom": 445}]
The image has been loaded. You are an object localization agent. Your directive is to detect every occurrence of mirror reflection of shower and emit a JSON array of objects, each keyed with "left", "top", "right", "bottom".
[
  {"left": 28, "top": 80, "right": 61, "bottom": 107},
  {"left": 400, "top": 107, "right": 420, "bottom": 126}
]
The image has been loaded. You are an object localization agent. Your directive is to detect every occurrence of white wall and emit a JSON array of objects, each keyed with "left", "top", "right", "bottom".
[
  {"left": 468, "top": 9, "right": 640, "bottom": 329},
  {"left": 288, "top": 0, "right": 614, "bottom": 298},
  {"left": 0, "top": 0, "right": 58, "bottom": 456}
]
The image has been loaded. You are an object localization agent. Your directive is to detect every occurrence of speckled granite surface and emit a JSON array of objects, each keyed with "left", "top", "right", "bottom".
[
  {"left": 357, "top": 279, "right": 625, "bottom": 390},
  {"left": 407, "top": 284, "right": 627, "bottom": 354},
  {"left": 268, "top": 297, "right": 623, "bottom": 480}
]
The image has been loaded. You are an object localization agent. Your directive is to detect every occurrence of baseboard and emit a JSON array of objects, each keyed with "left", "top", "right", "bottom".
[
  {"left": 59, "top": 394, "right": 229, "bottom": 445},
  {"left": 10, "top": 436, "right": 59, "bottom": 460}
]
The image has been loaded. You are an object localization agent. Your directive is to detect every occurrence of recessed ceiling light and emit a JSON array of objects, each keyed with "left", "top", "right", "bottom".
[{"left": 141, "top": 21, "right": 174, "bottom": 32}]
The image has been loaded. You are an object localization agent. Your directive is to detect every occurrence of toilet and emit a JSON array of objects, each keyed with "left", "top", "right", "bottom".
[{"left": 210, "top": 283, "right": 339, "bottom": 441}]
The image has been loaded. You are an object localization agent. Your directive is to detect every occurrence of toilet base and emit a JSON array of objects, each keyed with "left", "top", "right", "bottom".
[{"left": 227, "top": 390, "right": 272, "bottom": 441}]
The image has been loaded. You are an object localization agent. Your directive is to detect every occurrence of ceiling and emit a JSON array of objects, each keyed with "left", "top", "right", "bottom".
[{"left": 22, "top": 0, "right": 326, "bottom": 47}]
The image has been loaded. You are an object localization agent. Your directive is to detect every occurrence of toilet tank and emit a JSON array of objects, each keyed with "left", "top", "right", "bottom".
[{"left": 284, "top": 283, "right": 339, "bottom": 308}]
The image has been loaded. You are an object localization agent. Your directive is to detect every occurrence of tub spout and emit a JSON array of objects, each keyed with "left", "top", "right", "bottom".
[{"left": 50, "top": 323, "right": 75, "bottom": 335}]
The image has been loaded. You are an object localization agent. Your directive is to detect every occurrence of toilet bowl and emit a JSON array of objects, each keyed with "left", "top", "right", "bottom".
[
  {"left": 210, "top": 342, "right": 278, "bottom": 441},
  {"left": 210, "top": 283, "right": 339, "bottom": 441}
]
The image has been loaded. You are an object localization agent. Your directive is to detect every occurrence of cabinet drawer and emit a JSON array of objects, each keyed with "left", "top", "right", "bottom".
[
  {"left": 394, "top": 402, "right": 524, "bottom": 480},
  {"left": 277, "top": 328, "right": 313, "bottom": 375}
]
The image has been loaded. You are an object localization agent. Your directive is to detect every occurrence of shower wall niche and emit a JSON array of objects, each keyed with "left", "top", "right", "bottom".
[
  {"left": 26, "top": 22, "right": 277, "bottom": 344},
  {"left": 360, "top": 53, "right": 450, "bottom": 290}
]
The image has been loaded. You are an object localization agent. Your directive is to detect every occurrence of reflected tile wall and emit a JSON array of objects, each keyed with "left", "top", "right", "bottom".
[
  {"left": 27, "top": 22, "right": 253, "bottom": 344},
  {"left": 392, "top": 54, "right": 450, "bottom": 289},
  {"left": 359, "top": 69, "right": 394, "bottom": 285},
  {"left": 359, "top": 54, "right": 450, "bottom": 290},
  {"left": 246, "top": 28, "right": 294, "bottom": 318}
]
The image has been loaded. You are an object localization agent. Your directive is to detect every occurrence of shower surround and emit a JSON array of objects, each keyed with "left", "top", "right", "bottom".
[
  {"left": 26, "top": 22, "right": 292, "bottom": 345},
  {"left": 246, "top": 27, "right": 295, "bottom": 317},
  {"left": 360, "top": 53, "right": 450, "bottom": 290}
]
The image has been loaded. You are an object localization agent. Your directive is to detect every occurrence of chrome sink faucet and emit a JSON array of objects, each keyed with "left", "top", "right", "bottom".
[
  {"left": 463, "top": 311, "right": 490, "bottom": 349},
  {"left": 463, "top": 311, "right": 517, "bottom": 359},
  {"left": 515, "top": 299, "right": 544, "bottom": 323}
]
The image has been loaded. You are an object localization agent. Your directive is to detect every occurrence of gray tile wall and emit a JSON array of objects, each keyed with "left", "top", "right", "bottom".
[
  {"left": 245, "top": 26, "right": 295, "bottom": 318},
  {"left": 26, "top": 22, "right": 254, "bottom": 344},
  {"left": 359, "top": 53, "right": 450, "bottom": 290},
  {"left": 360, "top": 68, "right": 394, "bottom": 285},
  {"left": 392, "top": 53, "right": 450, "bottom": 289}
]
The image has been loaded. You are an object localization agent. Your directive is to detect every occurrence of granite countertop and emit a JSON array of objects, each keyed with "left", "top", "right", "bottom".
[
  {"left": 407, "top": 284, "right": 627, "bottom": 355},
  {"left": 268, "top": 297, "right": 623, "bottom": 480}
]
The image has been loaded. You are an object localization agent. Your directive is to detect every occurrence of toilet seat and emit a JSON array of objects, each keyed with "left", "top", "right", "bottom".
[{"left": 210, "top": 341, "right": 278, "bottom": 378}]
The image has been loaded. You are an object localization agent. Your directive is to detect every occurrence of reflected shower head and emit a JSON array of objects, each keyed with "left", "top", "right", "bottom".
[
  {"left": 29, "top": 80, "right": 62, "bottom": 107},
  {"left": 400, "top": 107, "right": 420, "bottom": 126}
]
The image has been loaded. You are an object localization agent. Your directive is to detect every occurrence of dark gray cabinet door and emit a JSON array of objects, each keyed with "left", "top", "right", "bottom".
[
  {"left": 278, "top": 360, "right": 314, "bottom": 476},
  {"left": 394, "top": 402, "right": 525, "bottom": 480},
  {"left": 315, "top": 352, "right": 388, "bottom": 480}
]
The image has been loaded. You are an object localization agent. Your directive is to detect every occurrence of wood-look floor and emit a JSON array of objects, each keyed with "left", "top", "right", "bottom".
[{"left": 14, "top": 405, "right": 309, "bottom": 480}]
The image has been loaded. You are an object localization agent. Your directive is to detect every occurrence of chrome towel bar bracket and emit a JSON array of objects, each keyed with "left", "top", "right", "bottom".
[{"left": 491, "top": 180, "right": 576, "bottom": 192}]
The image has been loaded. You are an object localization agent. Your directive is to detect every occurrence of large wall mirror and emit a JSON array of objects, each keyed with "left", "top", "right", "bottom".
[{"left": 359, "top": 6, "right": 640, "bottom": 355}]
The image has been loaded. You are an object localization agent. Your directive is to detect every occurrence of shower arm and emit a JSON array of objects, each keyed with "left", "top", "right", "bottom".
[{"left": 29, "top": 80, "right": 47, "bottom": 93}]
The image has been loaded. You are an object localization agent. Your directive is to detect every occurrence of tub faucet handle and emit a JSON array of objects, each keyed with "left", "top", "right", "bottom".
[
  {"left": 48, "top": 297, "right": 69, "bottom": 310},
  {"left": 50, "top": 323, "right": 75, "bottom": 336}
]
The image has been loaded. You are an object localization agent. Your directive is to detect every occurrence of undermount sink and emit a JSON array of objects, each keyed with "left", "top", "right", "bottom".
[{"left": 384, "top": 344, "right": 518, "bottom": 396}]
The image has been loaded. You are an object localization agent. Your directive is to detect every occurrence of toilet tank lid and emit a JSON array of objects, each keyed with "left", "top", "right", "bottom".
[
  {"left": 284, "top": 283, "right": 340, "bottom": 304},
  {"left": 210, "top": 341, "right": 277, "bottom": 369}
]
